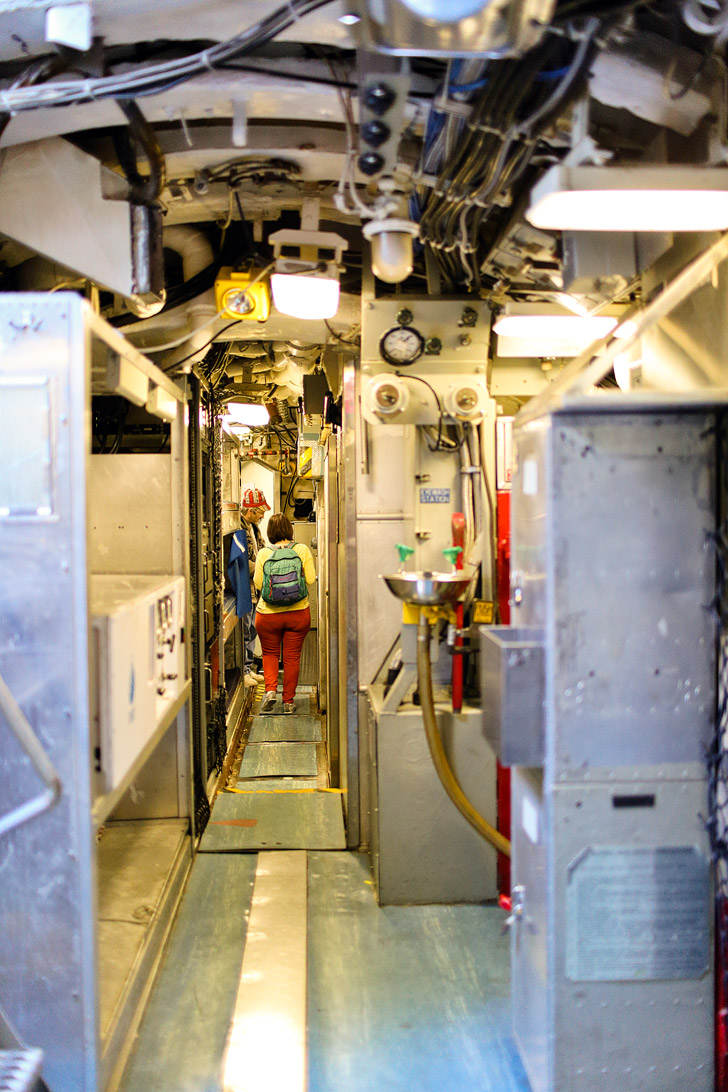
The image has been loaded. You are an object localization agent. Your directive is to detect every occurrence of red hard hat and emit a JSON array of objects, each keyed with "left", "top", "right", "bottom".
[{"left": 241, "top": 486, "right": 270, "bottom": 510}]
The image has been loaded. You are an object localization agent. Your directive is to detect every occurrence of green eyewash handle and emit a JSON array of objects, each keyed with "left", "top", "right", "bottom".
[
  {"left": 442, "top": 546, "right": 463, "bottom": 566},
  {"left": 395, "top": 543, "right": 415, "bottom": 564}
]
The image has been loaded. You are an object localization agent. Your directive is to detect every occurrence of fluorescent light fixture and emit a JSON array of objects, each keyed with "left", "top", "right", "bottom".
[
  {"left": 226, "top": 402, "right": 270, "bottom": 426},
  {"left": 271, "top": 269, "right": 340, "bottom": 320},
  {"left": 268, "top": 220, "right": 347, "bottom": 321},
  {"left": 493, "top": 304, "right": 619, "bottom": 357},
  {"left": 527, "top": 165, "right": 728, "bottom": 232}
]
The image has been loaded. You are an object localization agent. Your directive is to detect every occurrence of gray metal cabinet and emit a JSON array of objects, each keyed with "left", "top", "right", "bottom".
[
  {"left": 0, "top": 295, "right": 192, "bottom": 1092},
  {"left": 499, "top": 405, "right": 717, "bottom": 1091}
]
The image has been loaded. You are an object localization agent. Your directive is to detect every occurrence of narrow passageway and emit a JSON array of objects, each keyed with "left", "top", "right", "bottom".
[{"left": 118, "top": 671, "right": 529, "bottom": 1092}]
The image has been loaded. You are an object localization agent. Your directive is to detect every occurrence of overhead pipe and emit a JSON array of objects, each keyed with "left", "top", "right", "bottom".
[{"left": 129, "top": 225, "right": 220, "bottom": 368}]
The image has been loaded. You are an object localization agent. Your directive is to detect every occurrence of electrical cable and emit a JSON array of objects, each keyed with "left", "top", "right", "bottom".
[
  {"left": 283, "top": 473, "right": 301, "bottom": 513},
  {"left": 115, "top": 98, "right": 167, "bottom": 205},
  {"left": 0, "top": 0, "right": 338, "bottom": 112},
  {"left": 324, "top": 319, "right": 359, "bottom": 345},
  {"left": 395, "top": 369, "right": 447, "bottom": 449},
  {"left": 418, "top": 17, "right": 599, "bottom": 290},
  {"left": 170, "top": 319, "right": 242, "bottom": 368},
  {"left": 139, "top": 306, "right": 228, "bottom": 353},
  {"left": 394, "top": 370, "right": 454, "bottom": 453}
]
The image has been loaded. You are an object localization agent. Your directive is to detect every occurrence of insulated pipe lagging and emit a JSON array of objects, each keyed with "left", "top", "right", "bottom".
[{"left": 417, "top": 620, "right": 511, "bottom": 858}]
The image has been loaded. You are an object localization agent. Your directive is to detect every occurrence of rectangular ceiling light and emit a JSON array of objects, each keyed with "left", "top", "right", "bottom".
[
  {"left": 271, "top": 268, "right": 340, "bottom": 320},
  {"left": 493, "top": 304, "right": 619, "bottom": 358},
  {"left": 226, "top": 402, "right": 270, "bottom": 426},
  {"left": 526, "top": 165, "right": 728, "bottom": 232}
]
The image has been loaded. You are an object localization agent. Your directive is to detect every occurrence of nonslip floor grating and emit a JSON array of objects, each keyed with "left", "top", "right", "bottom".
[{"left": 238, "top": 741, "right": 319, "bottom": 778}]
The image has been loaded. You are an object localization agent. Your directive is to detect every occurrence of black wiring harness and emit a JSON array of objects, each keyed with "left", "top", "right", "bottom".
[{"left": 416, "top": 19, "right": 599, "bottom": 293}]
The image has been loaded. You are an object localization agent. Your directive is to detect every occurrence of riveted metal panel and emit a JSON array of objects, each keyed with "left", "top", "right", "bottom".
[
  {"left": 551, "top": 781, "right": 713, "bottom": 1092},
  {"left": 549, "top": 413, "right": 715, "bottom": 776},
  {"left": 0, "top": 294, "right": 97, "bottom": 1092}
]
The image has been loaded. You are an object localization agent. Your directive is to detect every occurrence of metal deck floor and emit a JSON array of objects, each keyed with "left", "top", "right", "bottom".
[
  {"left": 307, "top": 851, "right": 531, "bottom": 1092},
  {"left": 118, "top": 694, "right": 530, "bottom": 1092},
  {"left": 117, "top": 853, "right": 257, "bottom": 1092}
]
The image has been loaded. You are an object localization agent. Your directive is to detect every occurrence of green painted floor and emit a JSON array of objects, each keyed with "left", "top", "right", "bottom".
[
  {"left": 307, "top": 851, "right": 530, "bottom": 1092},
  {"left": 117, "top": 854, "right": 257, "bottom": 1092},
  {"left": 118, "top": 693, "right": 530, "bottom": 1092}
]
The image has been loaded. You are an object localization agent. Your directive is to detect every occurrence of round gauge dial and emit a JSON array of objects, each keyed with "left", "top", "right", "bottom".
[{"left": 379, "top": 325, "right": 425, "bottom": 367}]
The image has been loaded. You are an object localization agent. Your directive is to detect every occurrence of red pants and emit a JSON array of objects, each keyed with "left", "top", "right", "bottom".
[{"left": 254, "top": 607, "right": 311, "bottom": 702}]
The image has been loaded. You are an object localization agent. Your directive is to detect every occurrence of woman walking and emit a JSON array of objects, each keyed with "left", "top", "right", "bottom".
[{"left": 254, "top": 513, "right": 316, "bottom": 714}]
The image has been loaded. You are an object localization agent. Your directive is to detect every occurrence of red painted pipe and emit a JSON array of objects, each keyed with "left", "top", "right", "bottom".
[
  {"left": 451, "top": 512, "right": 465, "bottom": 713},
  {"left": 496, "top": 490, "right": 512, "bottom": 898}
]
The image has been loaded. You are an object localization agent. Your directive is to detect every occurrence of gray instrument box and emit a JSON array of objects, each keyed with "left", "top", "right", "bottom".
[{"left": 479, "top": 625, "right": 544, "bottom": 766}]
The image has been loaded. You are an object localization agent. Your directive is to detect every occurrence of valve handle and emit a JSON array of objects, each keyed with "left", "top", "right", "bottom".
[
  {"left": 442, "top": 546, "right": 463, "bottom": 566},
  {"left": 395, "top": 543, "right": 415, "bottom": 564}
]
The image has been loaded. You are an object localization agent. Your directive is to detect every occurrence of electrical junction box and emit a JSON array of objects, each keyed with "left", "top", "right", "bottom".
[
  {"left": 214, "top": 266, "right": 271, "bottom": 321},
  {"left": 90, "top": 574, "right": 185, "bottom": 792}
]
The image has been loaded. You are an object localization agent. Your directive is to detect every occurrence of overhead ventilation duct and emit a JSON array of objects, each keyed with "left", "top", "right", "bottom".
[{"left": 361, "top": 0, "right": 555, "bottom": 56}]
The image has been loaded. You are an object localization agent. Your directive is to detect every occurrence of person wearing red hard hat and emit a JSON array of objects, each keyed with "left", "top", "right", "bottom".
[
  {"left": 241, "top": 486, "right": 270, "bottom": 513},
  {"left": 239, "top": 486, "right": 270, "bottom": 686}
]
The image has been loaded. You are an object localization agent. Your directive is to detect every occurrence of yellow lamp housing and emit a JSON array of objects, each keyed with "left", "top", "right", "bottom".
[{"left": 214, "top": 267, "right": 271, "bottom": 321}]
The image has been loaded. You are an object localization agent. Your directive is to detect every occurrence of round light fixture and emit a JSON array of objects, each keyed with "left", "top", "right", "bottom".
[{"left": 363, "top": 218, "right": 419, "bottom": 284}]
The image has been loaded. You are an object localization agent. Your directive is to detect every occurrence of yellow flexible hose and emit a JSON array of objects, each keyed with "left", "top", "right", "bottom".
[{"left": 416, "top": 620, "right": 511, "bottom": 858}]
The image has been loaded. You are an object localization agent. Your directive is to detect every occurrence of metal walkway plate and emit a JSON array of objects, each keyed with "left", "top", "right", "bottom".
[
  {"left": 0, "top": 1050, "right": 43, "bottom": 1092},
  {"left": 239, "top": 742, "right": 318, "bottom": 779},
  {"left": 236, "top": 778, "right": 320, "bottom": 791},
  {"left": 249, "top": 715, "right": 322, "bottom": 743},
  {"left": 117, "top": 854, "right": 257, "bottom": 1092},
  {"left": 199, "top": 790, "right": 346, "bottom": 852},
  {"left": 255, "top": 694, "right": 317, "bottom": 716}
]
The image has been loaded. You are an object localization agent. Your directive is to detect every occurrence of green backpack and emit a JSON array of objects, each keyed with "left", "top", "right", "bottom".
[{"left": 261, "top": 546, "right": 307, "bottom": 606}]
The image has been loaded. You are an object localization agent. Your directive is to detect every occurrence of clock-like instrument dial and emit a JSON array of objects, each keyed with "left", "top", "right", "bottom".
[{"left": 379, "top": 325, "right": 425, "bottom": 367}]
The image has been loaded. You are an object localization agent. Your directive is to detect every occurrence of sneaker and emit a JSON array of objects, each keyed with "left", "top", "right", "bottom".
[
  {"left": 248, "top": 671, "right": 264, "bottom": 683},
  {"left": 244, "top": 674, "right": 258, "bottom": 687},
  {"left": 260, "top": 691, "right": 277, "bottom": 713},
  {"left": 282, "top": 701, "right": 295, "bottom": 714}
]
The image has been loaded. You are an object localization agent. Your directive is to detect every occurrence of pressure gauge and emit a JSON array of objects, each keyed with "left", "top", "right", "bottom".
[{"left": 379, "top": 325, "right": 425, "bottom": 367}]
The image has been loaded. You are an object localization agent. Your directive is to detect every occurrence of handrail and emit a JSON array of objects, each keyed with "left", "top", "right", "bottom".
[{"left": 0, "top": 670, "right": 62, "bottom": 840}]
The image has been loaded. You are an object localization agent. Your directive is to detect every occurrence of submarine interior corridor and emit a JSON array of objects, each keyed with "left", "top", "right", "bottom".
[{"left": 2, "top": 1, "right": 728, "bottom": 1090}]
